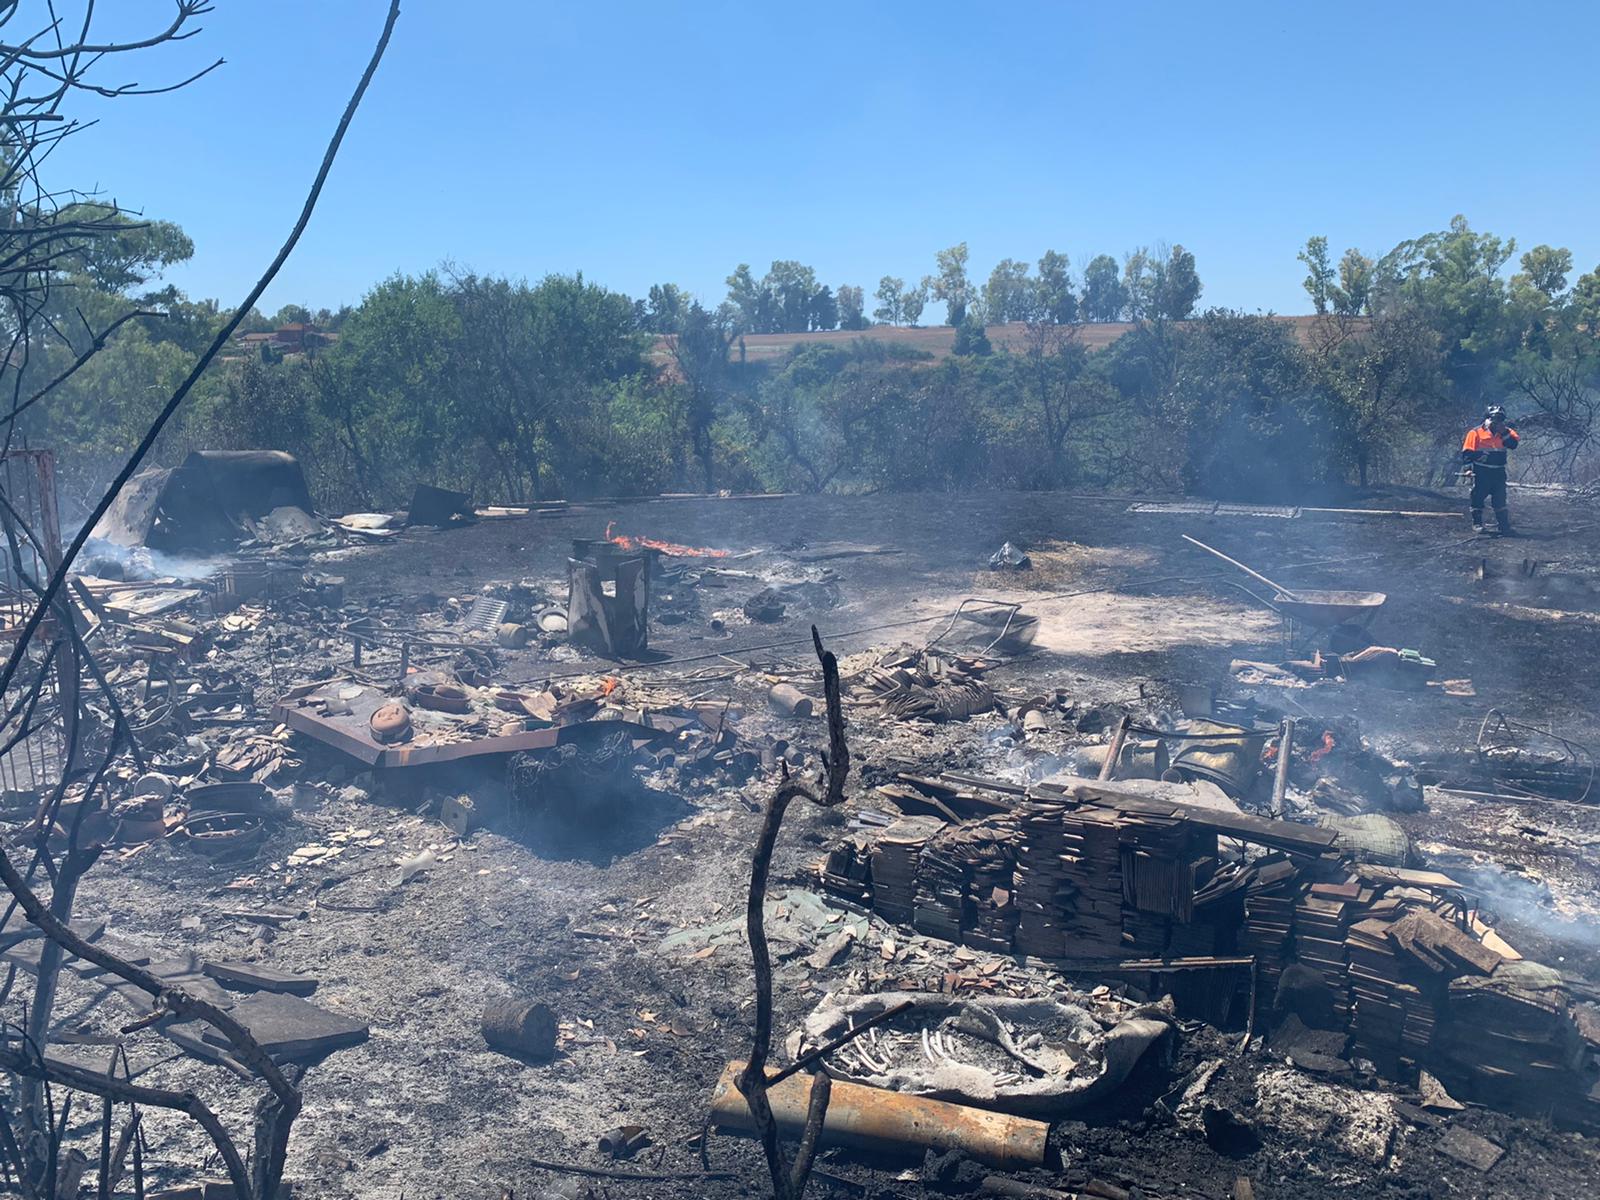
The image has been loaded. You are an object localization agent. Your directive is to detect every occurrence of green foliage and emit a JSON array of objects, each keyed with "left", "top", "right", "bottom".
[
  {"left": 29, "top": 210, "right": 1600, "bottom": 518},
  {"left": 983, "top": 258, "right": 1035, "bottom": 323},
  {"left": 1572, "top": 265, "right": 1600, "bottom": 339},
  {"left": 52, "top": 204, "right": 194, "bottom": 296},
  {"left": 723, "top": 260, "right": 837, "bottom": 333},
  {"left": 1154, "top": 245, "right": 1202, "bottom": 321},
  {"left": 1299, "top": 236, "right": 1335, "bottom": 315},
  {"left": 667, "top": 300, "right": 735, "bottom": 490},
  {"left": 927, "top": 243, "right": 974, "bottom": 325},
  {"left": 1035, "top": 251, "right": 1078, "bottom": 324},
  {"left": 1122, "top": 250, "right": 1156, "bottom": 322},
  {"left": 837, "top": 285, "right": 868, "bottom": 331},
  {"left": 1313, "top": 311, "right": 1446, "bottom": 485},
  {"left": 901, "top": 282, "right": 927, "bottom": 328},
  {"left": 1080, "top": 254, "right": 1127, "bottom": 322},
  {"left": 1153, "top": 312, "right": 1347, "bottom": 497},
  {"left": 638, "top": 283, "right": 687, "bottom": 333},
  {"left": 1374, "top": 215, "right": 1517, "bottom": 402},
  {"left": 872, "top": 276, "right": 906, "bottom": 326},
  {"left": 951, "top": 316, "right": 991, "bottom": 357},
  {"left": 1332, "top": 248, "right": 1373, "bottom": 316},
  {"left": 1513, "top": 245, "right": 1571, "bottom": 301}
]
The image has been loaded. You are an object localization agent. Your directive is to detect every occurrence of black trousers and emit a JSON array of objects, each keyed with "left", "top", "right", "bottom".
[{"left": 1469, "top": 467, "right": 1509, "bottom": 530}]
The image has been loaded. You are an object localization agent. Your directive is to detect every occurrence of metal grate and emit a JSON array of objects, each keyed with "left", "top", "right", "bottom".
[
  {"left": 464, "top": 596, "right": 509, "bottom": 632},
  {"left": 1127, "top": 500, "right": 1301, "bottom": 519},
  {"left": 0, "top": 450, "right": 67, "bottom": 797}
]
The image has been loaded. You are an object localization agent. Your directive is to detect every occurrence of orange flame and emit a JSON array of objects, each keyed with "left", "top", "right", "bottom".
[
  {"left": 1309, "top": 731, "right": 1336, "bottom": 763},
  {"left": 599, "top": 676, "right": 621, "bottom": 698},
  {"left": 604, "top": 520, "right": 730, "bottom": 558}
]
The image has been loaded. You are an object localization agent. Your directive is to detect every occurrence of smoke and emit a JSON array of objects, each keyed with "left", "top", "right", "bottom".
[
  {"left": 80, "top": 537, "right": 224, "bottom": 584},
  {"left": 1456, "top": 861, "right": 1600, "bottom": 952}
]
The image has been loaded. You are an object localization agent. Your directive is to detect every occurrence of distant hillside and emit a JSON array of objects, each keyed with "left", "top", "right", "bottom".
[{"left": 652, "top": 314, "right": 1356, "bottom": 367}]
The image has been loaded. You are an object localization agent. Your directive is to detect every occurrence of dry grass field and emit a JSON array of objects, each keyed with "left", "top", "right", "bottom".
[{"left": 652, "top": 314, "right": 1355, "bottom": 368}]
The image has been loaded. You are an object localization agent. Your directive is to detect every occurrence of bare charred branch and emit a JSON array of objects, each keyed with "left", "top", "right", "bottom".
[{"left": 737, "top": 625, "right": 849, "bottom": 1200}]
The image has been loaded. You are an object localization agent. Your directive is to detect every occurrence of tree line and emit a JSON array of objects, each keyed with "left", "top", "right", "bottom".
[
  {"left": 669, "top": 241, "right": 1206, "bottom": 337},
  {"left": 12, "top": 213, "right": 1600, "bottom": 518}
]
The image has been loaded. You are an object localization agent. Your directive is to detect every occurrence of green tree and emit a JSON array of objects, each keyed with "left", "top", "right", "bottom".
[
  {"left": 765, "top": 259, "right": 821, "bottom": 333},
  {"left": 315, "top": 272, "right": 462, "bottom": 503},
  {"left": 1513, "top": 245, "right": 1572, "bottom": 300},
  {"left": 1150, "top": 312, "right": 1344, "bottom": 497},
  {"left": 667, "top": 301, "right": 735, "bottom": 489},
  {"left": 50, "top": 203, "right": 194, "bottom": 296},
  {"left": 1123, "top": 249, "right": 1168, "bottom": 322},
  {"left": 1035, "top": 250, "right": 1078, "bottom": 323},
  {"left": 1315, "top": 310, "right": 1446, "bottom": 485},
  {"left": 810, "top": 285, "right": 839, "bottom": 331},
  {"left": 272, "top": 303, "right": 314, "bottom": 326},
  {"left": 1374, "top": 215, "right": 1517, "bottom": 404},
  {"left": 1331, "top": 248, "right": 1374, "bottom": 316},
  {"left": 1298, "top": 236, "right": 1335, "bottom": 315},
  {"left": 927, "top": 242, "right": 974, "bottom": 325},
  {"left": 837, "top": 284, "right": 869, "bottom": 331},
  {"left": 640, "top": 283, "right": 687, "bottom": 333},
  {"left": 725, "top": 263, "right": 764, "bottom": 333},
  {"left": 1017, "top": 321, "right": 1105, "bottom": 484},
  {"left": 983, "top": 258, "right": 1034, "bottom": 324},
  {"left": 1154, "top": 244, "right": 1202, "bottom": 320},
  {"left": 873, "top": 276, "right": 906, "bottom": 325},
  {"left": 952, "top": 315, "right": 991, "bottom": 356},
  {"left": 1080, "top": 254, "right": 1127, "bottom": 322},
  {"left": 902, "top": 280, "right": 928, "bottom": 327},
  {"left": 1572, "top": 264, "right": 1600, "bottom": 339}
]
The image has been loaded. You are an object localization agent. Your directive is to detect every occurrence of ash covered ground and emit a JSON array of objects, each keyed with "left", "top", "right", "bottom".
[{"left": 39, "top": 487, "right": 1600, "bottom": 1199}]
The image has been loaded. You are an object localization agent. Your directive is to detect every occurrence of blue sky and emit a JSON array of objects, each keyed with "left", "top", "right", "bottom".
[{"left": 51, "top": 0, "right": 1600, "bottom": 320}]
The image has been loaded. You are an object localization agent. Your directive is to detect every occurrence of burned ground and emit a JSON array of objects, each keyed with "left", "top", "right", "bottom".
[{"left": 27, "top": 486, "right": 1600, "bottom": 1200}]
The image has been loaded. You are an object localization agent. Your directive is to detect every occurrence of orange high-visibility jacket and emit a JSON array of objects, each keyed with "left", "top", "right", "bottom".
[{"left": 1461, "top": 424, "right": 1519, "bottom": 469}]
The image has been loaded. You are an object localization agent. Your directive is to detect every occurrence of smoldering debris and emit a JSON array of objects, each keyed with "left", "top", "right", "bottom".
[{"left": 9, "top": 485, "right": 1600, "bottom": 1200}]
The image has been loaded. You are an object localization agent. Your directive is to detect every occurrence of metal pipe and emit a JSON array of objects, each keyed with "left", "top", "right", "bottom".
[
  {"left": 1271, "top": 718, "right": 1295, "bottom": 817},
  {"left": 1098, "top": 715, "right": 1131, "bottom": 782},
  {"left": 709, "top": 1061, "right": 1048, "bottom": 1169}
]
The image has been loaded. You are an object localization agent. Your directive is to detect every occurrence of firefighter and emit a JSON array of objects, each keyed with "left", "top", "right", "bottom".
[{"left": 1460, "top": 404, "right": 1519, "bottom": 535}]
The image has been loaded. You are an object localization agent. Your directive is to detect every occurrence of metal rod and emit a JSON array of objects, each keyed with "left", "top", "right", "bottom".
[
  {"left": 1271, "top": 717, "right": 1295, "bottom": 817},
  {"left": 768, "top": 1000, "right": 914, "bottom": 1087},
  {"left": 1181, "top": 534, "right": 1299, "bottom": 600},
  {"left": 1099, "top": 715, "right": 1131, "bottom": 781}
]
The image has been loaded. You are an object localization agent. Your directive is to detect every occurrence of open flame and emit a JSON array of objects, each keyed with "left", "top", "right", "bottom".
[
  {"left": 604, "top": 520, "right": 730, "bottom": 558},
  {"left": 599, "top": 676, "right": 621, "bottom": 698},
  {"left": 1309, "top": 731, "right": 1337, "bottom": 763}
]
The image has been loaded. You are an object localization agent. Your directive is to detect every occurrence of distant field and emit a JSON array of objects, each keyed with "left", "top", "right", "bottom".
[{"left": 652, "top": 314, "right": 1348, "bottom": 367}]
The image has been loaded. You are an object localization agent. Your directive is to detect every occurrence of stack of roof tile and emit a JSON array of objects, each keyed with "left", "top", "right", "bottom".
[
  {"left": 1436, "top": 961, "right": 1580, "bottom": 1115},
  {"left": 912, "top": 827, "right": 965, "bottom": 943},
  {"left": 869, "top": 815, "right": 944, "bottom": 926},
  {"left": 1014, "top": 804, "right": 1123, "bottom": 959},
  {"left": 1295, "top": 891, "right": 1355, "bottom": 1029},
  {"left": 960, "top": 820, "right": 1021, "bottom": 953},
  {"left": 1241, "top": 857, "right": 1297, "bottom": 993}
]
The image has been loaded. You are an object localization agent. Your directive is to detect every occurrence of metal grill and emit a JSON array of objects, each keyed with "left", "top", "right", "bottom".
[{"left": 0, "top": 449, "right": 68, "bottom": 796}]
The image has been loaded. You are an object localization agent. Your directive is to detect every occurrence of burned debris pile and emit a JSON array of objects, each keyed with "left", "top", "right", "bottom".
[
  {"left": 814, "top": 768, "right": 1600, "bottom": 1130},
  {"left": 8, "top": 472, "right": 1600, "bottom": 1199}
]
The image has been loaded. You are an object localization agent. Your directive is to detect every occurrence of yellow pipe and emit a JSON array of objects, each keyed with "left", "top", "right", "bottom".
[{"left": 709, "top": 1061, "right": 1049, "bottom": 1169}]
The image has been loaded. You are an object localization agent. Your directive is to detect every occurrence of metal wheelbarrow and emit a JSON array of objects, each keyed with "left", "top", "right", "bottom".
[{"left": 1182, "top": 534, "right": 1387, "bottom": 643}]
